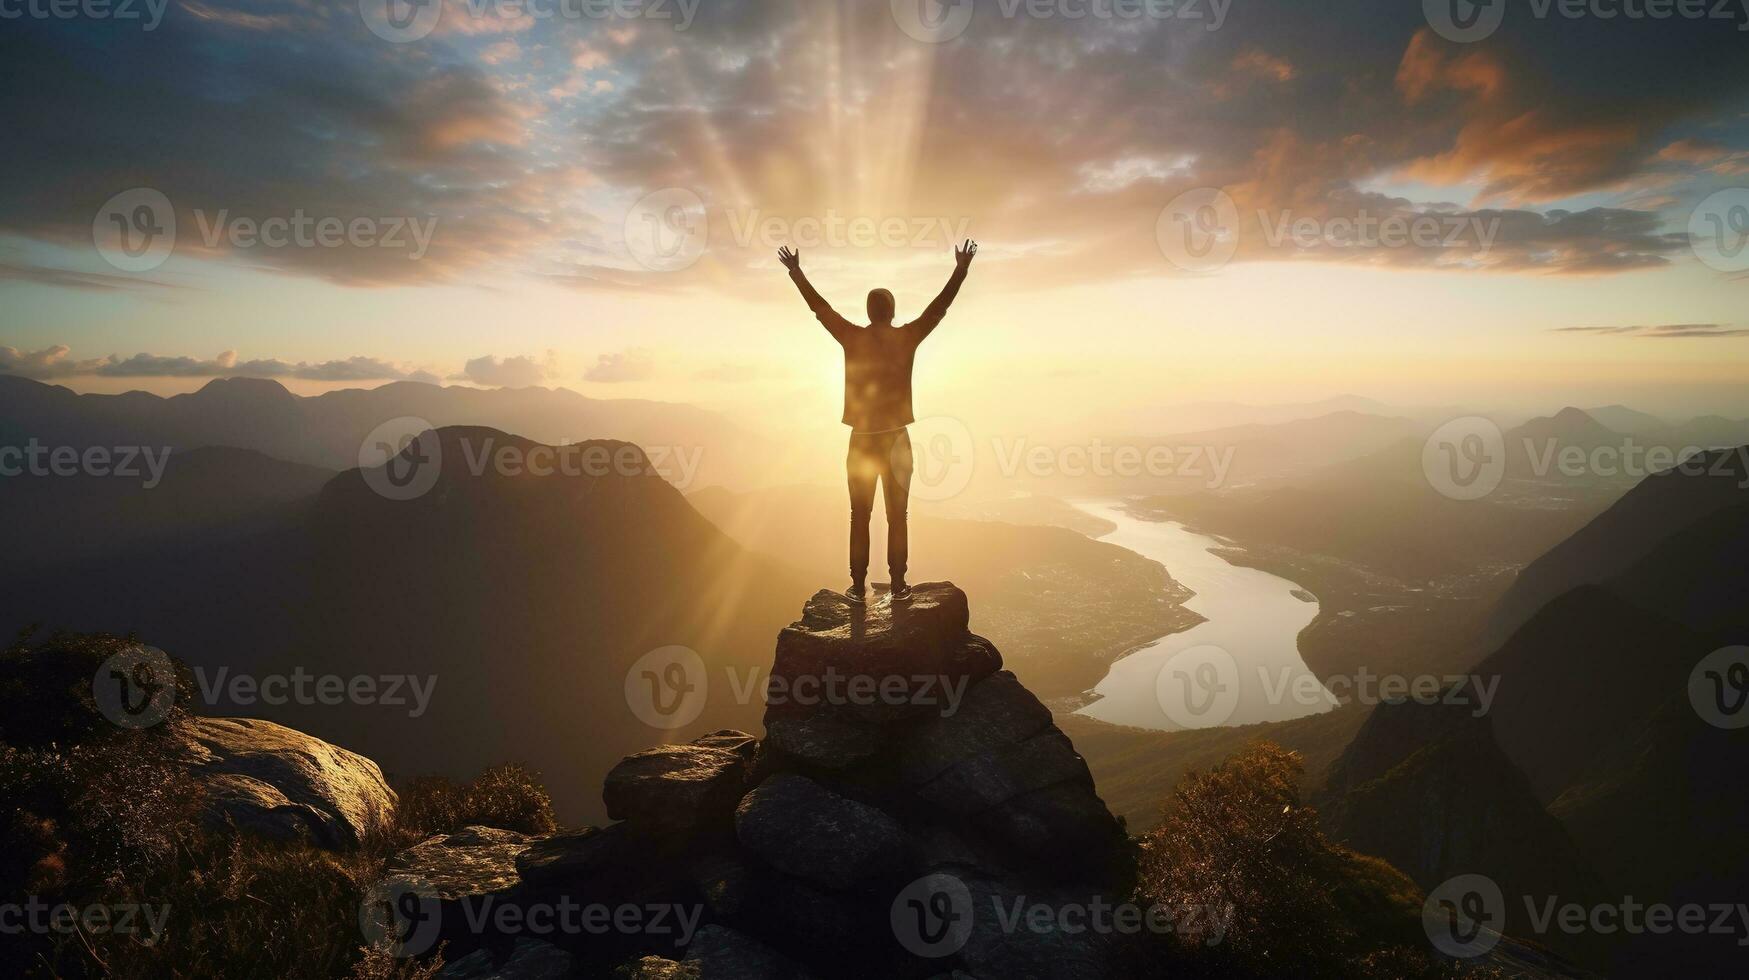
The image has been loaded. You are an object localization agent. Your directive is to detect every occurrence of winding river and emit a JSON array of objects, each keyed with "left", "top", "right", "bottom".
[{"left": 1071, "top": 500, "right": 1337, "bottom": 731}]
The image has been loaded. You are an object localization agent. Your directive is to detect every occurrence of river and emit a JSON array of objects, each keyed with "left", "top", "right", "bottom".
[{"left": 1071, "top": 500, "right": 1337, "bottom": 730}]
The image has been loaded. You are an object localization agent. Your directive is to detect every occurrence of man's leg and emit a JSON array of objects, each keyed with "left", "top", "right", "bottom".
[
  {"left": 846, "top": 433, "right": 878, "bottom": 593},
  {"left": 883, "top": 428, "right": 912, "bottom": 587}
]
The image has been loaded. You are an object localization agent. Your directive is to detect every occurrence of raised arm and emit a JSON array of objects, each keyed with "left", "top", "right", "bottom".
[
  {"left": 778, "top": 246, "right": 853, "bottom": 341},
  {"left": 909, "top": 239, "right": 977, "bottom": 340}
]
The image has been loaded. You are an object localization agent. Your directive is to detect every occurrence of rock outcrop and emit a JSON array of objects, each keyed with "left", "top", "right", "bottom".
[
  {"left": 381, "top": 584, "right": 1131, "bottom": 978},
  {"left": 441, "top": 938, "right": 575, "bottom": 979},
  {"left": 172, "top": 716, "right": 397, "bottom": 849}
]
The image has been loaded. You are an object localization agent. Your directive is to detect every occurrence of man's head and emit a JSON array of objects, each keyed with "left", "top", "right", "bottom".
[{"left": 867, "top": 288, "right": 895, "bottom": 325}]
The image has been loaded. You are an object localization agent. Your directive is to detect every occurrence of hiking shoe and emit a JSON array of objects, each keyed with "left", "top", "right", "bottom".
[
  {"left": 890, "top": 579, "right": 913, "bottom": 601},
  {"left": 845, "top": 581, "right": 868, "bottom": 604}
]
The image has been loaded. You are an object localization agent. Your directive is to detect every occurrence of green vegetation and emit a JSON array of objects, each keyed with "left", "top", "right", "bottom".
[
  {"left": 1133, "top": 741, "right": 1502, "bottom": 979},
  {"left": 0, "top": 631, "right": 553, "bottom": 979}
]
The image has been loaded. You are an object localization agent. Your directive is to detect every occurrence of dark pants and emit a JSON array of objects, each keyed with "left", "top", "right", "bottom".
[{"left": 847, "top": 427, "right": 911, "bottom": 583}]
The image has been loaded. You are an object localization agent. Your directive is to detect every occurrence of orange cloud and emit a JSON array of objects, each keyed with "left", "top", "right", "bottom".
[
  {"left": 1394, "top": 30, "right": 1643, "bottom": 203},
  {"left": 1395, "top": 29, "right": 1504, "bottom": 104},
  {"left": 1232, "top": 49, "right": 1296, "bottom": 83}
]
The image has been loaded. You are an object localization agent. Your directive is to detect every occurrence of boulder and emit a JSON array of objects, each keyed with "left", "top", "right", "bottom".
[
  {"left": 691, "top": 852, "right": 752, "bottom": 918},
  {"left": 691, "top": 730, "right": 759, "bottom": 763},
  {"left": 379, "top": 826, "right": 535, "bottom": 961},
  {"left": 748, "top": 874, "right": 866, "bottom": 950},
  {"left": 734, "top": 774, "right": 906, "bottom": 890},
  {"left": 956, "top": 875, "right": 1126, "bottom": 980},
  {"left": 515, "top": 824, "right": 625, "bottom": 888},
  {"left": 171, "top": 716, "right": 396, "bottom": 849},
  {"left": 612, "top": 926, "right": 814, "bottom": 980},
  {"left": 684, "top": 925, "right": 815, "bottom": 980},
  {"left": 767, "top": 584, "right": 1001, "bottom": 725},
  {"left": 386, "top": 825, "right": 531, "bottom": 902},
  {"left": 603, "top": 737, "right": 751, "bottom": 835},
  {"left": 440, "top": 937, "right": 575, "bottom": 979},
  {"left": 614, "top": 957, "right": 700, "bottom": 979},
  {"left": 970, "top": 779, "right": 1127, "bottom": 861},
  {"left": 763, "top": 714, "right": 884, "bottom": 770},
  {"left": 896, "top": 671, "right": 1054, "bottom": 785},
  {"left": 889, "top": 670, "right": 1125, "bottom": 867},
  {"left": 915, "top": 730, "right": 1094, "bottom": 815}
]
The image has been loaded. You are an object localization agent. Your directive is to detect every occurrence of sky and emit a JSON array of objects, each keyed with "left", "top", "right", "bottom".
[{"left": 2, "top": 0, "right": 1748, "bottom": 428}]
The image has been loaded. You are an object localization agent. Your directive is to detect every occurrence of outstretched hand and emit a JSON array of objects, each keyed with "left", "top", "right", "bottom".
[
  {"left": 955, "top": 239, "right": 978, "bottom": 271},
  {"left": 777, "top": 246, "right": 801, "bottom": 271}
]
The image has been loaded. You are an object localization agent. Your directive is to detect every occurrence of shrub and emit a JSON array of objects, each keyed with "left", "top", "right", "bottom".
[
  {"left": 0, "top": 634, "right": 204, "bottom": 901},
  {"left": 0, "top": 631, "right": 193, "bottom": 748},
  {"left": 1133, "top": 740, "right": 1499, "bottom": 979},
  {"left": 0, "top": 632, "right": 557, "bottom": 978},
  {"left": 394, "top": 764, "right": 557, "bottom": 840}
]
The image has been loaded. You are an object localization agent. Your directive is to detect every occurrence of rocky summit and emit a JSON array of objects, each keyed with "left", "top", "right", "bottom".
[{"left": 380, "top": 583, "right": 1132, "bottom": 979}]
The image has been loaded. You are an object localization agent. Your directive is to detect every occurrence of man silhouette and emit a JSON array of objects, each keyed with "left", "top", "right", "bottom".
[{"left": 779, "top": 239, "right": 977, "bottom": 604}]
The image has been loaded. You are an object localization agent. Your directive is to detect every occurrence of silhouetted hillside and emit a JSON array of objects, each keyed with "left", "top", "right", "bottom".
[
  {"left": 1482, "top": 446, "right": 1749, "bottom": 647},
  {"left": 2, "top": 427, "right": 812, "bottom": 820},
  {"left": 1317, "top": 698, "right": 1596, "bottom": 941},
  {"left": 0, "top": 445, "right": 333, "bottom": 571}
]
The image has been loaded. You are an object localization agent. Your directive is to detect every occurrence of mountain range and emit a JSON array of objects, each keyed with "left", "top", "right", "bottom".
[
  {"left": 6, "top": 375, "right": 1745, "bottom": 974},
  {"left": 0, "top": 374, "right": 765, "bottom": 489}
]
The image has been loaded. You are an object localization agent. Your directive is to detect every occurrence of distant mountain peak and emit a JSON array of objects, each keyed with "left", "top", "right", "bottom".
[
  {"left": 192, "top": 376, "right": 296, "bottom": 398},
  {"left": 1509, "top": 406, "right": 1617, "bottom": 443}
]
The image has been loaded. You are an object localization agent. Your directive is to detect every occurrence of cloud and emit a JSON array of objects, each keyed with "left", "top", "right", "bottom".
[
  {"left": 583, "top": 349, "right": 655, "bottom": 383},
  {"left": 0, "top": 261, "right": 182, "bottom": 292},
  {"left": 1231, "top": 49, "right": 1296, "bottom": 83},
  {"left": 0, "top": 345, "right": 98, "bottom": 379},
  {"left": 4, "top": 0, "right": 1747, "bottom": 295},
  {"left": 1655, "top": 139, "right": 1749, "bottom": 178},
  {"left": 454, "top": 353, "right": 556, "bottom": 387},
  {"left": 1551, "top": 324, "right": 1749, "bottom": 338},
  {"left": 0, "top": 345, "right": 427, "bottom": 380},
  {"left": 0, "top": 8, "right": 543, "bottom": 286}
]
